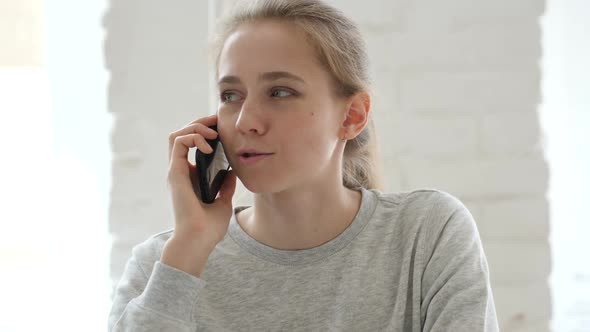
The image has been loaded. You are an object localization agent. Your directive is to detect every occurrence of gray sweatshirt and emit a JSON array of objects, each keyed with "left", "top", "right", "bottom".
[{"left": 108, "top": 188, "right": 499, "bottom": 331}]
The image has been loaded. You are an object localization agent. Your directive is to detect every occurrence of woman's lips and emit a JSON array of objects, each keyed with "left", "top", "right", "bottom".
[{"left": 238, "top": 153, "right": 273, "bottom": 165}]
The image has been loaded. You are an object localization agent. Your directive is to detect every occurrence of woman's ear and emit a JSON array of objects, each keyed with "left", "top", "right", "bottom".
[{"left": 340, "top": 91, "right": 371, "bottom": 140}]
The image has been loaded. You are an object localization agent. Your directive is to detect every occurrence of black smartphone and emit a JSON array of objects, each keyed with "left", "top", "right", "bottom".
[{"left": 191, "top": 125, "right": 231, "bottom": 204}]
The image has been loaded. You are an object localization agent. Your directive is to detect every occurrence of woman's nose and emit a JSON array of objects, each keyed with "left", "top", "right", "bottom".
[{"left": 235, "top": 98, "right": 266, "bottom": 135}]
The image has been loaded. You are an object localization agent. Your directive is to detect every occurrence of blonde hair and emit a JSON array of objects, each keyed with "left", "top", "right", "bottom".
[{"left": 210, "top": 0, "right": 383, "bottom": 190}]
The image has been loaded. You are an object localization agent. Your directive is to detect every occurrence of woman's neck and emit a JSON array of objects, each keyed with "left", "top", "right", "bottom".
[{"left": 236, "top": 185, "right": 362, "bottom": 250}]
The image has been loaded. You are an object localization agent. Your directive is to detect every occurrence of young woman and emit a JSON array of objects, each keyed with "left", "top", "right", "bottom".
[{"left": 108, "top": 0, "right": 499, "bottom": 331}]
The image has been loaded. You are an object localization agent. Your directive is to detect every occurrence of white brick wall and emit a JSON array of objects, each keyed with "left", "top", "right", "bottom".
[{"left": 108, "top": 0, "right": 550, "bottom": 330}]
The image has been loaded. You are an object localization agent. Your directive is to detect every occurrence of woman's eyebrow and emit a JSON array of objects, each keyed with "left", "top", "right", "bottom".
[
  {"left": 217, "top": 71, "right": 306, "bottom": 85},
  {"left": 260, "top": 71, "right": 306, "bottom": 84}
]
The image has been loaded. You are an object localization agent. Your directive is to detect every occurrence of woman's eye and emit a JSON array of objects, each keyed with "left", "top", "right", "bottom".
[
  {"left": 220, "top": 92, "right": 240, "bottom": 103},
  {"left": 270, "top": 88, "right": 293, "bottom": 98}
]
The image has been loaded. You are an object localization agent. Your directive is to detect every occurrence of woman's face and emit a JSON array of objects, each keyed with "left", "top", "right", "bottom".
[{"left": 216, "top": 20, "right": 347, "bottom": 194}]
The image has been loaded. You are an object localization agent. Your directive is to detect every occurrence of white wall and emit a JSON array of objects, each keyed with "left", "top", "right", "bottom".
[
  {"left": 104, "top": 0, "right": 213, "bottom": 280},
  {"left": 108, "top": 0, "right": 550, "bottom": 330}
]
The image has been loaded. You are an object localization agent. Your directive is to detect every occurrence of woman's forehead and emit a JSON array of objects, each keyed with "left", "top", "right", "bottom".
[{"left": 218, "top": 20, "right": 321, "bottom": 79}]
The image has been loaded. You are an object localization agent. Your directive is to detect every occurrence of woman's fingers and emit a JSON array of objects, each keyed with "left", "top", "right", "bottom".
[
  {"left": 168, "top": 116, "right": 218, "bottom": 161},
  {"left": 187, "top": 114, "right": 217, "bottom": 126},
  {"left": 167, "top": 134, "right": 211, "bottom": 188}
]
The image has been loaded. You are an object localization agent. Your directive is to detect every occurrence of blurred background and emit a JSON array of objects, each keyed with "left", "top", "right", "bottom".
[{"left": 0, "top": 0, "right": 588, "bottom": 331}]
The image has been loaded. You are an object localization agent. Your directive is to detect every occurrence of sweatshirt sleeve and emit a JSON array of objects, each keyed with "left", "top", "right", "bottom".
[
  {"left": 420, "top": 193, "right": 499, "bottom": 331},
  {"left": 108, "top": 237, "right": 207, "bottom": 332}
]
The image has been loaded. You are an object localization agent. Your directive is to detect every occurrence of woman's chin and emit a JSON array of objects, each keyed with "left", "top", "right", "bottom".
[
  {"left": 238, "top": 176, "right": 281, "bottom": 195},
  {"left": 237, "top": 176, "right": 267, "bottom": 193}
]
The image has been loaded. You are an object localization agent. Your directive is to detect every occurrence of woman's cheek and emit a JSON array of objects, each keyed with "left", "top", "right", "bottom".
[{"left": 217, "top": 108, "right": 238, "bottom": 131}]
